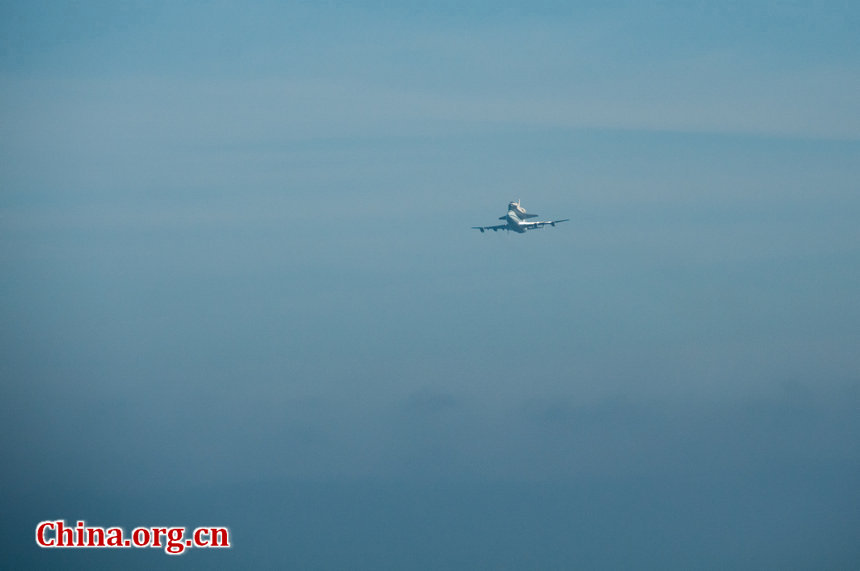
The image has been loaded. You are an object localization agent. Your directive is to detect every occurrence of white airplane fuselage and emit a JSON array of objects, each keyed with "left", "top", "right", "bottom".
[{"left": 505, "top": 210, "right": 529, "bottom": 233}]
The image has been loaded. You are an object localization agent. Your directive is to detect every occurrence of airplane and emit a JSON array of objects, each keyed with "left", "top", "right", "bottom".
[{"left": 472, "top": 200, "right": 569, "bottom": 233}]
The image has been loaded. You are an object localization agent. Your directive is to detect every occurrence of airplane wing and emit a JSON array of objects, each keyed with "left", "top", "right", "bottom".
[
  {"left": 522, "top": 218, "right": 570, "bottom": 230},
  {"left": 472, "top": 224, "right": 508, "bottom": 233}
]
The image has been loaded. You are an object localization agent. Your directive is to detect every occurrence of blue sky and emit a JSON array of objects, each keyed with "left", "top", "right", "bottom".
[{"left": 2, "top": 1, "right": 859, "bottom": 568}]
